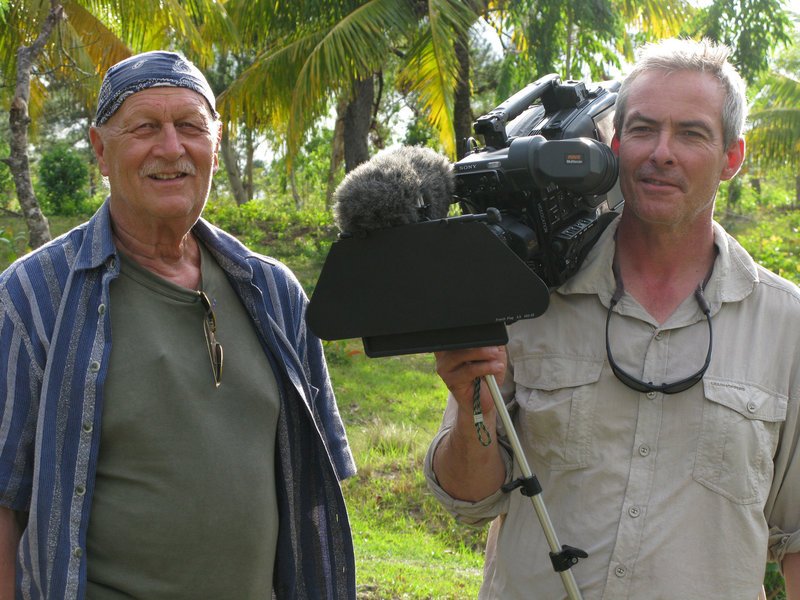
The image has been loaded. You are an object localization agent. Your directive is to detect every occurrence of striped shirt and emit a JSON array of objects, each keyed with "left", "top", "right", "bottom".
[{"left": 0, "top": 201, "right": 356, "bottom": 599}]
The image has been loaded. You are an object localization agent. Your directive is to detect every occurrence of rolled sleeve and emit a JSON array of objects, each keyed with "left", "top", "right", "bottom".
[
  {"left": 423, "top": 425, "right": 513, "bottom": 527},
  {"left": 766, "top": 384, "right": 800, "bottom": 566},
  {"left": 769, "top": 528, "right": 800, "bottom": 567}
]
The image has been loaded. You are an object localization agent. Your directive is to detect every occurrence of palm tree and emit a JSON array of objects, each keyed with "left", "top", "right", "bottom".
[
  {"left": 0, "top": 0, "right": 235, "bottom": 248},
  {"left": 219, "top": 0, "right": 483, "bottom": 172},
  {"left": 747, "top": 72, "right": 800, "bottom": 206},
  {"left": 483, "top": 0, "right": 690, "bottom": 98},
  {"left": 748, "top": 73, "right": 800, "bottom": 170}
]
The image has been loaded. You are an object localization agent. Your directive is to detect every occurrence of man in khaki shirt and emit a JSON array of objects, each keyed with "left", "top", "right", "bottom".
[{"left": 426, "top": 38, "right": 800, "bottom": 599}]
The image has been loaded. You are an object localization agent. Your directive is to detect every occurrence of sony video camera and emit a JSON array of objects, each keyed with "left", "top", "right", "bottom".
[{"left": 454, "top": 73, "right": 623, "bottom": 288}]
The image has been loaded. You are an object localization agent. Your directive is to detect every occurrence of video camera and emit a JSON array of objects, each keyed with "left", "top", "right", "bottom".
[
  {"left": 307, "top": 74, "right": 623, "bottom": 356},
  {"left": 454, "top": 73, "right": 623, "bottom": 288}
]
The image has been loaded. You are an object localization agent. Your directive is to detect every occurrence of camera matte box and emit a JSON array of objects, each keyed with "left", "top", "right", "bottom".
[{"left": 306, "top": 219, "right": 550, "bottom": 357}]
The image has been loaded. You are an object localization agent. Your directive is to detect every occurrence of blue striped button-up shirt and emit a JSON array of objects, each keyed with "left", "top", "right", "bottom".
[{"left": 0, "top": 201, "right": 356, "bottom": 599}]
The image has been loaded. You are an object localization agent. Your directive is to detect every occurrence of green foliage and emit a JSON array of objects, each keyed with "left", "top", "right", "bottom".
[
  {"left": 327, "top": 342, "right": 486, "bottom": 598},
  {"left": 689, "top": 0, "right": 793, "bottom": 84},
  {"left": 202, "top": 196, "right": 337, "bottom": 289},
  {"left": 765, "top": 562, "right": 787, "bottom": 600},
  {"left": 729, "top": 209, "right": 800, "bottom": 284},
  {"left": 719, "top": 177, "right": 799, "bottom": 284},
  {"left": 0, "top": 225, "right": 28, "bottom": 266},
  {"left": 37, "top": 143, "right": 89, "bottom": 216}
]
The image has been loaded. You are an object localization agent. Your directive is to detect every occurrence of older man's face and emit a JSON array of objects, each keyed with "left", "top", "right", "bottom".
[{"left": 89, "top": 87, "right": 220, "bottom": 233}]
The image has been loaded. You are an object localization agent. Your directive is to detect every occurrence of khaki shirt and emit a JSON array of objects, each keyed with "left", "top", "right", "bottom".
[{"left": 425, "top": 219, "right": 800, "bottom": 600}]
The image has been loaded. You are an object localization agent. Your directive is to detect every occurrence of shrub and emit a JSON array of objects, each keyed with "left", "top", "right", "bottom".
[{"left": 38, "top": 144, "right": 89, "bottom": 215}]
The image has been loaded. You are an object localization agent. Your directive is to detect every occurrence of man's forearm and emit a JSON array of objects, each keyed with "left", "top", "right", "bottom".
[
  {"left": 433, "top": 409, "right": 506, "bottom": 502},
  {"left": 0, "top": 507, "right": 21, "bottom": 600}
]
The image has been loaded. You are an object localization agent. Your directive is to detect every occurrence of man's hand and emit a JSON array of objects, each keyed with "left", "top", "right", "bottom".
[
  {"left": 434, "top": 345, "right": 507, "bottom": 416},
  {"left": 432, "top": 346, "right": 508, "bottom": 502}
]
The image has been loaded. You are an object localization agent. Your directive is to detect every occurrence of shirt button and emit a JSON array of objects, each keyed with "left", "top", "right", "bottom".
[
  {"left": 747, "top": 402, "right": 758, "bottom": 413},
  {"left": 615, "top": 565, "right": 627, "bottom": 578},
  {"left": 75, "top": 485, "right": 86, "bottom": 496},
  {"left": 73, "top": 546, "right": 83, "bottom": 558},
  {"left": 98, "top": 304, "right": 106, "bottom": 315},
  {"left": 628, "top": 506, "right": 641, "bottom": 518},
  {"left": 654, "top": 331, "right": 664, "bottom": 340},
  {"left": 82, "top": 421, "right": 93, "bottom": 433},
  {"left": 638, "top": 444, "right": 651, "bottom": 457},
  {"left": 89, "top": 361, "right": 100, "bottom": 372},
  {"left": 646, "top": 391, "right": 657, "bottom": 400}
]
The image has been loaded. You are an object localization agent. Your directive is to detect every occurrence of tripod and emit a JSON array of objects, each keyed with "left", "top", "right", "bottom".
[{"left": 482, "top": 374, "right": 587, "bottom": 600}]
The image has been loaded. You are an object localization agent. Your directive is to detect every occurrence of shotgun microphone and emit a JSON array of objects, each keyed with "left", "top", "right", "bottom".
[{"left": 332, "top": 145, "right": 454, "bottom": 235}]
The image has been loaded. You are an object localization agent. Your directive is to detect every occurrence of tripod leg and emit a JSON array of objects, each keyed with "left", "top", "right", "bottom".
[{"left": 484, "top": 374, "right": 585, "bottom": 600}]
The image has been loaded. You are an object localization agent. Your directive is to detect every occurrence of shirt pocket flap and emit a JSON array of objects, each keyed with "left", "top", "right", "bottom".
[
  {"left": 513, "top": 355, "right": 604, "bottom": 391},
  {"left": 703, "top": 379, "right": 787, "bottom": 423},
  {"left": 511, "top": 355, "right": 603, "bottom": 470}
]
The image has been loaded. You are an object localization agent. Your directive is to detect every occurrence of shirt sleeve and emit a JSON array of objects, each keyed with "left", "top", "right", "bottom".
[
  {"left": 423, "top": 418, "right": 513, "bottom": 526},
  {"left": 423, "top": 363, "right": 519, "bottom": 525},
  {"left": 765, "top": 384, "right": 800, "bottom": 565},
  {"left": 263, "top": 257, "right": 356, "bottom": 481},
  {"left": 0, "top": 266, "right": 46, "bottom": 513}
]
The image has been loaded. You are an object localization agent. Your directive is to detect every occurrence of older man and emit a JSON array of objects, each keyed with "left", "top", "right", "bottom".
[
  {"left": 0, "top": 51, "right": 355, "bottom": 599},
  {"left": 426, "top": 39, "right": 800, "bottom": 599}
]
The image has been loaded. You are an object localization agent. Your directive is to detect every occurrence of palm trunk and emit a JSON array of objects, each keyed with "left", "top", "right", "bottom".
[
  {"left": 220, "top": 123, "right": 249, "bottom": 205},
  {"left": 326, "top": 95, "right": 348, "bottom": 208},
  {"left": 343, "top": 76, "right": 374, "bottom": 172},
  {"left": 4, "top": 2, "right": 62, "bottom": 249},
  {"left": 454, "top": 30, "right": 472, "bottom": 159}
]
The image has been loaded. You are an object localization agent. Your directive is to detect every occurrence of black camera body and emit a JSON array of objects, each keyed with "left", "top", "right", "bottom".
[
  {"left": 307, "top": 74, "right": 623, "bottom": 356},
  {"left": 454, "top": 74, "right": 623, "bottom": 288}
]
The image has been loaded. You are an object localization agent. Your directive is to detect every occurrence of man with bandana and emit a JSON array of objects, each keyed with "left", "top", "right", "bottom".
[{"left": 0, "top": 51, "right": 355, "bottom": 599}]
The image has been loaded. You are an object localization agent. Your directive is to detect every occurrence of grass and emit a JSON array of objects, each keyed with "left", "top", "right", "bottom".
[
  {"left": 4, "top": 193, "right": 797, "bottom": 598},
  {"left": 325, "top": 342, "right": 487, "bottom": 598}
]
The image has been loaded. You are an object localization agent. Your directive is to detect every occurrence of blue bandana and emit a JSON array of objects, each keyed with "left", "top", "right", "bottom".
[{"left": 95, "top": 50, "right": 219, "bottom": 126}]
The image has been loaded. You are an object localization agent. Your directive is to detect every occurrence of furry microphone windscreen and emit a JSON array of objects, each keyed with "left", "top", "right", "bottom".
[{"left": 332, "top": 146, "right": 454, "bottom": 235}]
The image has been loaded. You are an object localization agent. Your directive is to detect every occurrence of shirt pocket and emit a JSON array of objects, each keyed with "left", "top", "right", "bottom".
[
  {"left": 693, "top": 379, "right": 787, "bottom": 505},
  {"left": 513, "top": 355, "right": 604, "bottom": 470}
]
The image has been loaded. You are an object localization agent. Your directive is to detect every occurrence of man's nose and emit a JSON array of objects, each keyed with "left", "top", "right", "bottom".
[
  {"left": 154, "top": 123, "right": 185, "bottom": 160},
  {"left": 650, "top": 131, "right": 676, "bottom": 166}
]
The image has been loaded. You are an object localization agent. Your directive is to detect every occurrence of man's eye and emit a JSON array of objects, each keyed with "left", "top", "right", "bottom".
[{"left": 177, "top": 122, "right": 206, "bottom": 133}]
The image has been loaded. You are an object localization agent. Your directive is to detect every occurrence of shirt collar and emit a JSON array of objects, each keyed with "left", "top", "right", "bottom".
[
  {"left": 73, "top": 198, "right": 117, "bottom": 271},
  {"left": 555, "top": 217, "right": 760, "bottom": 313},
  {"left": 72, "top": 198, "right": 259, "bottom": 282}
]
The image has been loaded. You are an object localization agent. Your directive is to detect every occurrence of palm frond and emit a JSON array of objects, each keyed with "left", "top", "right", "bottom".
[
  {"left": 615, "top": 0, "right": 692, "bottom": 40},
  {"left": 746, "top": 72, "right": 800, "bottom": 171},
  {"left": 398, "top": 0, "right": 481, "bottom": 156},
  {"left": 222, "top": 0, "right": 420, "bottom": 162}
]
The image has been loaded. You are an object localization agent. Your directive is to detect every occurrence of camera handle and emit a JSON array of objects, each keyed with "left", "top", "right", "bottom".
[{"left": 484, "top": 374, "right": 587, "bottom": 600}]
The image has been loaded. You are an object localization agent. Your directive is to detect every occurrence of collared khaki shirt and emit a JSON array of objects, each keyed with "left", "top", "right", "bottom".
[{"left": 426, "top": 219, "right": 800, "bottom": 600}]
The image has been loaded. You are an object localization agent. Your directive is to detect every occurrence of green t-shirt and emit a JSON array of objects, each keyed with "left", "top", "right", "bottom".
[{"left": 86, "top": 242, "right": 280, "bottom": 599}]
